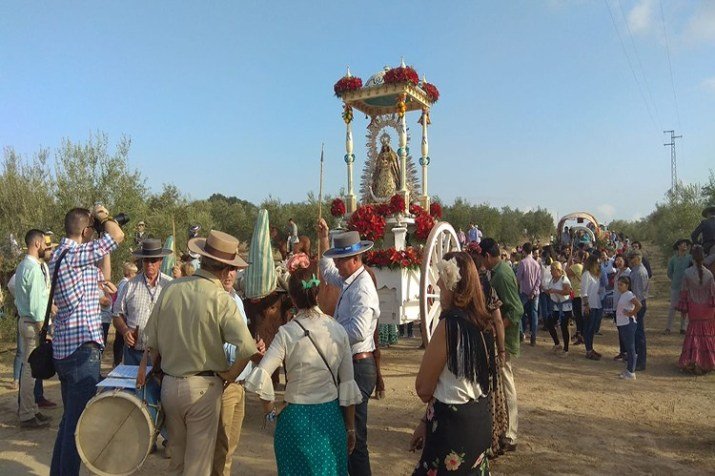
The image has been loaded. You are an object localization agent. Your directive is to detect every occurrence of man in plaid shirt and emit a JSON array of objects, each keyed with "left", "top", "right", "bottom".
[{"left": 49, "top": 206, "right": 124, "bottom": 476}]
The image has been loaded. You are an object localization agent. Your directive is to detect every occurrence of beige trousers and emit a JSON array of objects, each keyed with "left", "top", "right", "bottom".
[
  {"left": 162, "top": 375, "right": 223, "bottom": 476},
  {"left": 500, "top": 352, "right": 518, "bottom": 443},
  {"left": 212, "top": 382, "right": 246, "bottom": 476},
  {"left": 19, "top": 317, "right": 40, "bottom": 421}
]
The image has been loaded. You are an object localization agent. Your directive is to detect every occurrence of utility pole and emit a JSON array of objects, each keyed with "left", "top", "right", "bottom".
[{"left": 663, "top": 130, "right": 682, "bottom": 192}]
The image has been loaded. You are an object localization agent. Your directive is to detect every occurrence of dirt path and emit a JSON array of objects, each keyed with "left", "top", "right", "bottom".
[{"left": 0, "top": 245, "right": 713, "bottom": 475}]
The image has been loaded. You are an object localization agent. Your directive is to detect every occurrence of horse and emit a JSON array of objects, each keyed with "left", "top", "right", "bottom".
[{"left": 269, "top": 226, "right": 311, "bottom": 260}]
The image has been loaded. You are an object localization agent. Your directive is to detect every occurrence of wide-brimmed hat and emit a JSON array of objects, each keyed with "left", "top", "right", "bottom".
[
  {"left": 187, "top": 230, "right": 247, "bottom": 268},
  {"left": 702, "top": 205, "right": 715, "bottom": 218},
  {"left": 132, "top": 238, "right": 173, "bottom": 259},
  {"left": 672, "top": 238, "right": 692, "bottom": 250},
  {"left": 323, "top": 231, "right": 373, "bottom": 258}
]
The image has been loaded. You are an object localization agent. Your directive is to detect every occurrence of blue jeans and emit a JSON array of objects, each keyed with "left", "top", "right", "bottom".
[
  {"left": 635, "top": 300, "right": 647, "bottom": 369},
  {"left": 583, "top": 307, "right": 602, "bottom": 352},
  {"left": 350, "top": 356, "right": 376, "bottom": 476},
  {"left": 14, "top": 321, "right": 44, "bottom": 402},
  {"left": 123, "top": 346, "right": 144, "bottom": 366},
  {"left": 538, "top": 293, "right": 552, "bottom": 324},
  {"left": 51, "top": 343, "right": 101, "bottom": 476},
  {"left": 520, "top": 293, "right": 539, "bottom": 339},
  {"left": 618, "top": 321, "right": 637, "bottom": 373}
]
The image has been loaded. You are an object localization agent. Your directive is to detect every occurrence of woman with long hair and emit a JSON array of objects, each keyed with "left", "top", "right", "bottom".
[
  {"left": 581, "top": 254, "right": 603, "bottom": 360},
  {"left": 677, "top": 245, "right": 715, "bottom": 374},
  {"left": 410, "top": 252, "right": 499, "bottom": 475},
  {"left": 245, "top": 256, "right": 362, "bottom": 475}
]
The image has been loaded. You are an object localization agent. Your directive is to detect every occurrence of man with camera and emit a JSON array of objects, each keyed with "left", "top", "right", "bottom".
[{"left": 49, "top": 205, "right": 124, "bottom": 476}]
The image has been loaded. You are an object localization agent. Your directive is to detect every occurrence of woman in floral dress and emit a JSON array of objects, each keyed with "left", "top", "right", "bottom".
[{"left": 410, "top": 251, "right": 499, "bottom": 475}]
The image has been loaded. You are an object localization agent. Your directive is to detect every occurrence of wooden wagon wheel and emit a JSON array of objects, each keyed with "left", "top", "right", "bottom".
[{"left": 419, "top": 221, "right": 461, "bottom": 346}]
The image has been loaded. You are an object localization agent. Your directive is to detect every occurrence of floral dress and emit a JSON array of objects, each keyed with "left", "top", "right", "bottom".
[{"left": 413, "top": 310, "right": 494, "bottom": 476}]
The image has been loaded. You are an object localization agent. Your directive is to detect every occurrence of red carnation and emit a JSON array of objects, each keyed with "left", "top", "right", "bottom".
[
  {"left": 334, "top": 76, "right": 363, "bottom": 97},
  {"left": 429, "top": 202, "right": 442, "bottom": 219},
  {"left": 421, "top": 82, "right": 440, "bottom": 102},
  {"left": 384, "top": 66, "right": 419, "bottom": 86},
  {"left": 330, "top": 198, "right": 346, "bottom": 218},
  {"left": 389, "top": 194, "right": 406, "bottom": 215}
]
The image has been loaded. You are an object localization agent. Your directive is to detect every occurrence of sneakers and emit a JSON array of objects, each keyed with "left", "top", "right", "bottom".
[
  {"left": 37, "top": 398, "right": 57, "bottom": 409},
  {"left": 35, "top": 413, "right": 52, "bottom": 423},
  {"left": 20, "top": 416, "right": 50, "bottom": 429},
  {"left": 551, "top": 344, "right": 563, "bottom": 353},
  {"left": 586, "top": 350, "right": 602, "bottom": 361},
  {"left": 559, "top": 350, "right": 569, "bottom": 358},
  {"left": 619, "top": 370, "right": 636, "bottom": 380},
  {"left": 613, "top": 353, "right": 625, "bottom": 361}
]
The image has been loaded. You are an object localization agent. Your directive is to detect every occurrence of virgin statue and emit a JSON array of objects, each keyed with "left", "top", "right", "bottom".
[{"left": 372, "top": 134, "right": 400, "bottom": 198}]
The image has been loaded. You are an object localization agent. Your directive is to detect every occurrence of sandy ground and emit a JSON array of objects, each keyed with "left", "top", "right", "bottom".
[{"left": 1, "top": 248, "right": 714, "bottom": 475}]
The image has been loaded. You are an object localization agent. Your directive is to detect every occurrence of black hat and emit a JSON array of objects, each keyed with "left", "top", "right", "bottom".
[{"left": 131, "top": 238, "right": 172, "bottom": 259}]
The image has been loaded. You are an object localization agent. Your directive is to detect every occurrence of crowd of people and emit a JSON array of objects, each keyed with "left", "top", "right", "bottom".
[{"left": 2, "top": 203, "right": 714, "bottom": 475}]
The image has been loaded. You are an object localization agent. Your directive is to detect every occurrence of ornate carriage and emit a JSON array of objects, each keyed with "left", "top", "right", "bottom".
[{"left": 331, "top": 61, "right": 460, "bottom": 344}]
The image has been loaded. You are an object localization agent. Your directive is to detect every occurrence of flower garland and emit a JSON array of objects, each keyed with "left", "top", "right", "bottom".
[
  {"left": 388, "top": 194, "right": 406, "bottom": 215},
  {"left": 421, "top": 82, "right": 440, "bottom": 102},
  {"left": 364, "top": 246, "right": 422, "bottom": 270},
  {"left": 348, "top": 200, "right": 437, "bottom": 243},
  {"left": 334, "top": 75, "right": 363, "bottom": 97},
  {"left": 414, "top": 210, "right": 435, "bottom": 241},
  {"left": 384, "top": 65, "right": 419, "bottom": 85},
  {"left": 330, "top": 198, "right": 346, "bottom": 218}
]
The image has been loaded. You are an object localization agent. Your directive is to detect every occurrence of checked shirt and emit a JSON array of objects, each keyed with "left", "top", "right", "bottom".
[
  {"left": 50, "top": 234, "right": 118, "bottom": 360},
  {"left": 113, "top": 271, "right": 172, "bottom": 350}
]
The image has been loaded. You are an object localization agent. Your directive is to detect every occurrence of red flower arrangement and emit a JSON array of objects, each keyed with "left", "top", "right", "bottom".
[
  {"left": 388, "top": 194, "right": 406, "bottom": 215},
  {"left": 330, "top": 198, "right": 346, "bottom": 218},
  {"left": 429, "top": 202, "right": 442, "bottom": 219},
  {"left": 415, "top": 211, "right": 435, "bottom": 241},
  {"left": 384, "top": 65, "right": 419, "bottom": 86},
  {"left": 334, "top": 76, "right": 363, "bottom": 97},
  {"left": 421, "top": 82, "right": 440, "bottom": 102},
  {"left": 409, "top": 203, "right": 424, "bottom": 215},
  {"left": 364, "top": 246, "right": 422, "bottom": 270},
  {"left": 347, "top": 204, "right": 386, "bottom": 242}
]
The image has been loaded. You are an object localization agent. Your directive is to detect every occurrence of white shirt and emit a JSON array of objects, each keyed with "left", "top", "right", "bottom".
[
  {"left": 245, "top": 308, "right": 362, "bottom": 406},
  {"left": 224, "top": 291, "right": 253, "bottom": 382},
  {"left": 433, "top": 364, "right": 484, "bottom": 405},
  {"left": 320, "top": 259, "right": 380, "bottom": 354},
  {"left": 580, "top": 271, "right": 601, "bottom": 309},
  {"left": 616, "top": 291, "right": 637, "bottom": 326},
  {"left": 547, "top": 275, "right": 573, "bottom": 312}
]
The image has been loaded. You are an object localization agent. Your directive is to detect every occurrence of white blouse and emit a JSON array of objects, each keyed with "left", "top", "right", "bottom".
[
  {"left": 245, "top": 307, "right": 362, "bottom": 406},
  {"left": 433, "top": 365, "right": 484, "bottom": 405},
  {"left": 580, "top": 271, "right": 602, "bottom": 309}
]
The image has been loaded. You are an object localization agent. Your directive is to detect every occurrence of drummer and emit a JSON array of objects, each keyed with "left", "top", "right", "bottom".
[
  {"left": 113, "top": 238, "right": 173, "bottom": 365},
  {"left": 143, "top": 230, "right": 259, "bottom": 475}
]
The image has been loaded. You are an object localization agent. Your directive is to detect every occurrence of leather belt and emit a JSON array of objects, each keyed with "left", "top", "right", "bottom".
[
  {"left": 196, "top": 371, "right": 216, "bottom": 377},
  {"left": 352, "top": 352, "right": 374, "bottom": 361}
]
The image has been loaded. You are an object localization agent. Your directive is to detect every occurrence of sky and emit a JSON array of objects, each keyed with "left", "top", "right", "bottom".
[{"left": 1, "top": 0, "right": 714, "bottom": 223}]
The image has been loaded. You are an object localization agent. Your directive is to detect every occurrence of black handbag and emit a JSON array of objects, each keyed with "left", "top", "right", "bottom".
[{"left": 28, "top": 249, "right": 68, "bottom": 379}]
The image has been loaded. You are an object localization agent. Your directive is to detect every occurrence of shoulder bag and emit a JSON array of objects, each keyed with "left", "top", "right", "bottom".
[
  {"left": 28, "top": 249, "right": 69, "bottom": 379},
  {"left": 294, "top": 319, "right": 338, "bottom": 388}
]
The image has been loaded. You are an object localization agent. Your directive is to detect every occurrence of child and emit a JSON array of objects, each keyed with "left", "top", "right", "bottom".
[{"left": 615, "top": 276, "right": 642, "bottom": 380}]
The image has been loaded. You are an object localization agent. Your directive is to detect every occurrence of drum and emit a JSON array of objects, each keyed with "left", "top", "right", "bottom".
[{"left": 75, "top": 384, "right": 163, "bottom": 476}]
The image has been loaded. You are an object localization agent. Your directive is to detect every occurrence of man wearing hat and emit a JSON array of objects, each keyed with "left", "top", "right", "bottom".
[
  {"left": 691, "top": 205, "right": 715, "bottom": 267},
  {"left": 134, "top": 220, "right": 148, "bottom": 246},
  {"left": 666, "top": 239, "right": 692, "bottom": 334},
  {"left": 113, "top": 238, "right": 173, "bottom": 365},
  {"left": 143, "top": 230, "right": 258, "bottom": 475},
  {"left": 318, "top": 219, "right": 379, "bottom": 476}
]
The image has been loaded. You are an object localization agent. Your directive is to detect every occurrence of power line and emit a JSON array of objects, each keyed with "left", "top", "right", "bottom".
[
  {"left": 604, "top": 0, "right": 659, "bottom": 131},
  {"left": 659, "top": 0, "right": 682, "bottom": 129},
  {"left": 616, "top": 0, "right": 661, "bottom": 127}
]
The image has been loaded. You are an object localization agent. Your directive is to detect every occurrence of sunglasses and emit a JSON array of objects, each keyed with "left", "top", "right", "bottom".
[{"left": 144, "top": 257, "right": 163, "bottom": 263}]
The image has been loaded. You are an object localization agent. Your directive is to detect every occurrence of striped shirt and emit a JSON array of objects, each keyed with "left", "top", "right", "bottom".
[
  {"left": 113, "top": 272, "right": 172, "bottom": 350},
  {"left": 50, "top": 234, "right": 118, "bottom": 360}
]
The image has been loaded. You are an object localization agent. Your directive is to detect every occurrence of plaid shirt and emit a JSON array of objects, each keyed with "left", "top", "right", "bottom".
[{"left": 50, "top": 234, "right": 118, "bottom": 360}]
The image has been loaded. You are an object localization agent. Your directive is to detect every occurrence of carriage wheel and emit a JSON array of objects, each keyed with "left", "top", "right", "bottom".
[{"left": 419, "top": 221, "right": 461, "bottom": 346}]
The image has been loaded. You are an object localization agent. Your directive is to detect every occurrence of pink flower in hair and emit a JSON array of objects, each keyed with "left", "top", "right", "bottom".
[{"left": 287, "top": 253, "right": 311, "bottom": 273}]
